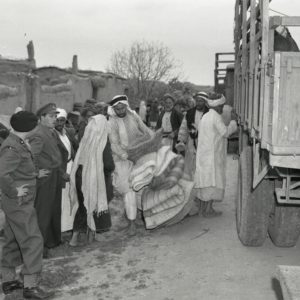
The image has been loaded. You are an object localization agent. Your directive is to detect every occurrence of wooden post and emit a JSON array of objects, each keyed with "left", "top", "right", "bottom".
[{"left": 72, "top": 55, "right": 78, "bottom": 74}]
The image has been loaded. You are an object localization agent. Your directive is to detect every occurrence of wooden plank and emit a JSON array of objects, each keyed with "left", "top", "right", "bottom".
[
  {"left": 247, "top": 0, "right": 256, "bottom": 130},
  {"left": 276, "top": 266, "right": 300, "bottom": 300},
  {"left": 270, "top": 16, "right": 300, "bottom": 28},
  {"left": 259, "top": 0, "right": 271, "bottom": 148},
  {"left": 271, "top": 52, "right": 281, "bottom": 146},
  {"left": 241, "top": 0, "right": 248, "bottom": 124}
]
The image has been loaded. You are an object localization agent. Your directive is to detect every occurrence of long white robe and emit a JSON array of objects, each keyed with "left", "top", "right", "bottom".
[
  {"left": 59, "top": 132, "right": 77, "bottom": 232},
  {"left": 194, "top": 109, "right": 237, "bottom": 201}
]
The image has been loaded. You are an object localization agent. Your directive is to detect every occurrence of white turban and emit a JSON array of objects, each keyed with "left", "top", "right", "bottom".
[
  {"left": 56, "top": 108, "right": 67, "bottom": 119},
  {"left": 206, "top": 95, "right": 226, "bottom": 107}
]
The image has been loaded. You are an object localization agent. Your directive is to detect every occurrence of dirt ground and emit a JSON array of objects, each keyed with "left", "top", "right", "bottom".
[{"left": 1, "top": 155, "right": 300, "bottom": 300}]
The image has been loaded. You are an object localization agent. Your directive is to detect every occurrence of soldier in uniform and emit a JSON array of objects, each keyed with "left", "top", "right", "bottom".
[
  {"left": 28, "top": 103, "right": 65, "bottom": 258},
  {"left": 0, "top": 111, "right": 54, "bottom": 298}
]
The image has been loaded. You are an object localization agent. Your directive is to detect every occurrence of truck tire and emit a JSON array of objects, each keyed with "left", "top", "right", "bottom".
[
  {"left": 236, "top": 146, "right": 273, "bottom": 246},
  {"left": 268, "top": 204, "right": 300, "bottom": 247}
]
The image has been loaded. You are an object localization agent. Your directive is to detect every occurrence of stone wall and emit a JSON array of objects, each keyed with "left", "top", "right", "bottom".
[
  {"left": 0, "top": 72, "right": 29, "bottom": 115},
  {"left": 96, "top": 74, "right": 127, "bottom": 102}
]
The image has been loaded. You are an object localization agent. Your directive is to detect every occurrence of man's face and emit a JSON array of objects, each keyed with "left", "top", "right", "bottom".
[
  {"left": 85, "top": 110, "right": 95, "bottom": 120},
  {"left": 164, "top": 98, "right": 174, "bottom": 112},
  {"left": 41, "top": 113, "right": 57, "bottom": 128},
  {"left": 55, "top": 117, "right": 66, "bottom": 132},
  {"left": 195, "top": 97, "right": 206, "bottom": 111},
  {"left": 113, "top": 103, "right": 127, "bottom": 118}
]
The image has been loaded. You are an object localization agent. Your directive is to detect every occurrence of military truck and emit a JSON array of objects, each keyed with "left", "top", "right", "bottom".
[{"left": 234, "top": 0, "right": 300, "bottom": 247}]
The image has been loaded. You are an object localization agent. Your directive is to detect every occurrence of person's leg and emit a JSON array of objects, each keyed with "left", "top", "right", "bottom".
[
  {"left": 203, "top": 200, "right": 222, "bottom": 217},
  {"left": 35, "top": 172, "right": 57, "bottom": 249},
  {"left": 48, "top": 168, "right": 62, "bottom": 248},
  {"left": 124, "top": 191, "right": 137, "bottom": 236},
  {"left": 1, "top": 219, "right": 23, "bottom": 294},
  {"left": 70, "top": 166, "right": 87, "bottom": 246}
]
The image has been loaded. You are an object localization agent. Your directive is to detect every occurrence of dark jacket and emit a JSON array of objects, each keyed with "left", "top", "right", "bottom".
[
  {"left": 156, "top": 109, "right": 183, "bottom": 152},
  {"left": 0, "top": 133, "right": 36, "bottom": 199},
  {"left": 56, "top": 128, "right": 79, "bottom": 188},
  {"left": 28, "top": 124, "right": 62, "bottom": 171},
  {"left": 103, "top": 139, "right": 115, "bottom": 202}
]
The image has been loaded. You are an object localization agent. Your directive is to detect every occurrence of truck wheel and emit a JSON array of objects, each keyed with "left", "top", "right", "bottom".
[
  {"left": 268, "top": 204, "right": 300, "bottom": 247},
  {"left": 236, "top": 146, "right": 273, "bottom": 246}
]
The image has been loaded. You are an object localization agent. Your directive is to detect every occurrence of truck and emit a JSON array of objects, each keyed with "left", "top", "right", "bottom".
[{"left": 233, "top": 0, "right": 300, "bottom": 247}]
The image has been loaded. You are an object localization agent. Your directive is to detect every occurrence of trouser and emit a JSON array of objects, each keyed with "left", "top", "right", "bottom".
[
  {"left": 1, "top": 194, "right": 43, "bottom": 288},
  {"left": 35, "top": 168, "right": 62, "bottom": 248},
  {"left": 113, "top": 160, "right": 137, "bottom": 221}
]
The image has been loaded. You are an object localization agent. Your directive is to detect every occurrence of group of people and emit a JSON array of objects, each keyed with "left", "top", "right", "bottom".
[{"left": 0, "top": 91, "right": 237, "bottom": 298}]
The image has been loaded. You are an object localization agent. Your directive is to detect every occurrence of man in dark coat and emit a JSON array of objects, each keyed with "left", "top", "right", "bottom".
[
  {"left": 0, "top": 111, "right": 54, "bottom": 298},
  {"left": 28, "top": 103, "right": 66, "bottom": 258},
  {"left": 156, "top": 94, "right": 183, "bottom": 153}
]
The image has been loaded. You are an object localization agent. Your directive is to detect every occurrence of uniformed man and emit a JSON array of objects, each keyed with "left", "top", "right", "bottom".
[
  {"left": 28, "top": 103, "right": 65, "bottom": 258},
  {"left": 0, "top": 111, "right": 54, "bottom": 298}
]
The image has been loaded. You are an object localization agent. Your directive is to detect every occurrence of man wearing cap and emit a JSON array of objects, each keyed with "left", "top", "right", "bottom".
[
  {"left": 194, "top": 93, "right": 237, "bottom": 217},
  {"left": 176, "top": 91, "right": 209, "bottom": 178},
  {"left": 0, "top": 111, "right": 54, "bottom": 298},
  {"left": 108, "top": 95, "right": 152, "bottom": 236},
  {"left": 28, "top": 103, "right": 64, "bottom": 257}
]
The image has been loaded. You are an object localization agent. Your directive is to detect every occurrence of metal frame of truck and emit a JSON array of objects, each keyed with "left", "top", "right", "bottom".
[{"left": 234, "top": 0, "right": 300, "bottom": 247}]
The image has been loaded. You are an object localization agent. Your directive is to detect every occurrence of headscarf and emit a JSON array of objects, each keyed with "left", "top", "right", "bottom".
[
  {"left": 206, "top": 94, "right": 226, "bottom": 107},
  {"left": 69, "top": 114, "right": 108, "bottom": 231},
  {"left": 108, "top": 94, "right": 135, "bottom": 116},
  {"left": 56, "top": 108, "right": 67, "bottom": 119}
]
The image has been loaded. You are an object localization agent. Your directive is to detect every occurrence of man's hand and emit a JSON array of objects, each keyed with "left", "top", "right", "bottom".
[
  {"left": 16, "top": 184, "right": 29, "bottom": 197},
  {"left": 62, "top": 173, "right": 70, "bottom": 182},
  {"left": 38, "top": 169, "right": 50, "bottom": 178},
  {"left": 231, "top": 109, "right": 238, "bottom": 121}
]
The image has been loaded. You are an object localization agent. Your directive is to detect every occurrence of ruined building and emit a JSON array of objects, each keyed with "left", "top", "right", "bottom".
[{"left": 0, "top": 41, "right": 127, "bottom": 117}]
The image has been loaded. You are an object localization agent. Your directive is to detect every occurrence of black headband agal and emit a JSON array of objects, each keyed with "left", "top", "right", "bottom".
[{"left": 110, "top": 95, "right": 128, "bottom": 106}]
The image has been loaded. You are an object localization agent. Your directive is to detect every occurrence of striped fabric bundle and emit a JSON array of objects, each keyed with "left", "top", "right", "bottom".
[
  {"left": 150, "top": 155, "right": 185, "bottom": 190},
  {"left": 144, "top": 178, "right": 194, "bottom": 229},
  {"left": 142, "top": 184, "right": 183, "bottom": 212},
  {"left": 127, "top": 129, "right": 163, "bottom": 163}
]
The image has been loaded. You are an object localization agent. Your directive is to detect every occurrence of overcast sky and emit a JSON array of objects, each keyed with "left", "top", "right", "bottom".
[{"left": 1, "top": 0, "right": 300, "bottom": 85}]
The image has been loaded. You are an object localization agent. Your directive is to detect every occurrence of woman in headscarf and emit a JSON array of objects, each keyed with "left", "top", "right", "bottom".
[{"left": 69, "top": 114, "right": 115, "bottom": 246}]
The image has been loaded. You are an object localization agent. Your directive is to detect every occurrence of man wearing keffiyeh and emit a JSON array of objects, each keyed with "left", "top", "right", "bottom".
[
  {"left": 108, "top": 95, "right": 153, "bottom": 236},
  {"left": 193, "top": 93, "right": 238, "bottom": 217}
]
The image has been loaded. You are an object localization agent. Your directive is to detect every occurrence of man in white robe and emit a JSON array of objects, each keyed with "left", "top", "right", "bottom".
[
  {"left": 108, "top": 95, "right": 153, "bottom": 235},
  {"left": 194, "top": 94, "right": 237, "bottom": 217},
  {"left": 55, "top": 108, "right": 78, "bottom": 232}
]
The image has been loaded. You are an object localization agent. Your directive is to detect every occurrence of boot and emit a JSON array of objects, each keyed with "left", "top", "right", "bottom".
[
  {"left": 2, "top": 280, "right": 23, "bottom": 295},
  {"left": 23, "top": 286, "right": 54, "bottom": 299}
]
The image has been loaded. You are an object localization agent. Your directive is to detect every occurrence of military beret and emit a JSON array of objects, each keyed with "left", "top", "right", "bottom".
[
  {"left": 36, "top": 103, "right": 58, "bottom": 117},
  {"left": 10, "top": 111, "right": 38, "bottom": 132}
]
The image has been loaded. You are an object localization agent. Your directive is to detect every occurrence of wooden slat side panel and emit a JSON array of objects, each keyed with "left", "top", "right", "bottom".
[{"left": 276, "top": 53, "right": 300, "bottom": 148}]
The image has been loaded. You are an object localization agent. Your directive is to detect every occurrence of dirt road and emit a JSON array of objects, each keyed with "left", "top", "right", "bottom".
[{"left": 1, "top": 155, "right": 300, "bottom": 300}]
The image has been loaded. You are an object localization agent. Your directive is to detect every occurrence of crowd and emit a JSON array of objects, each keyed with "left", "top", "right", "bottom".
[{"left": 0, "top": 91, "right": 237, "bottom": 298}]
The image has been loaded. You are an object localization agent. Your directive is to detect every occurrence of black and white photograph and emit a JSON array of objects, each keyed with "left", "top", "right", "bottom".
[{"left": 0, "top": 0, "right": 300, "bottom": 299}]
